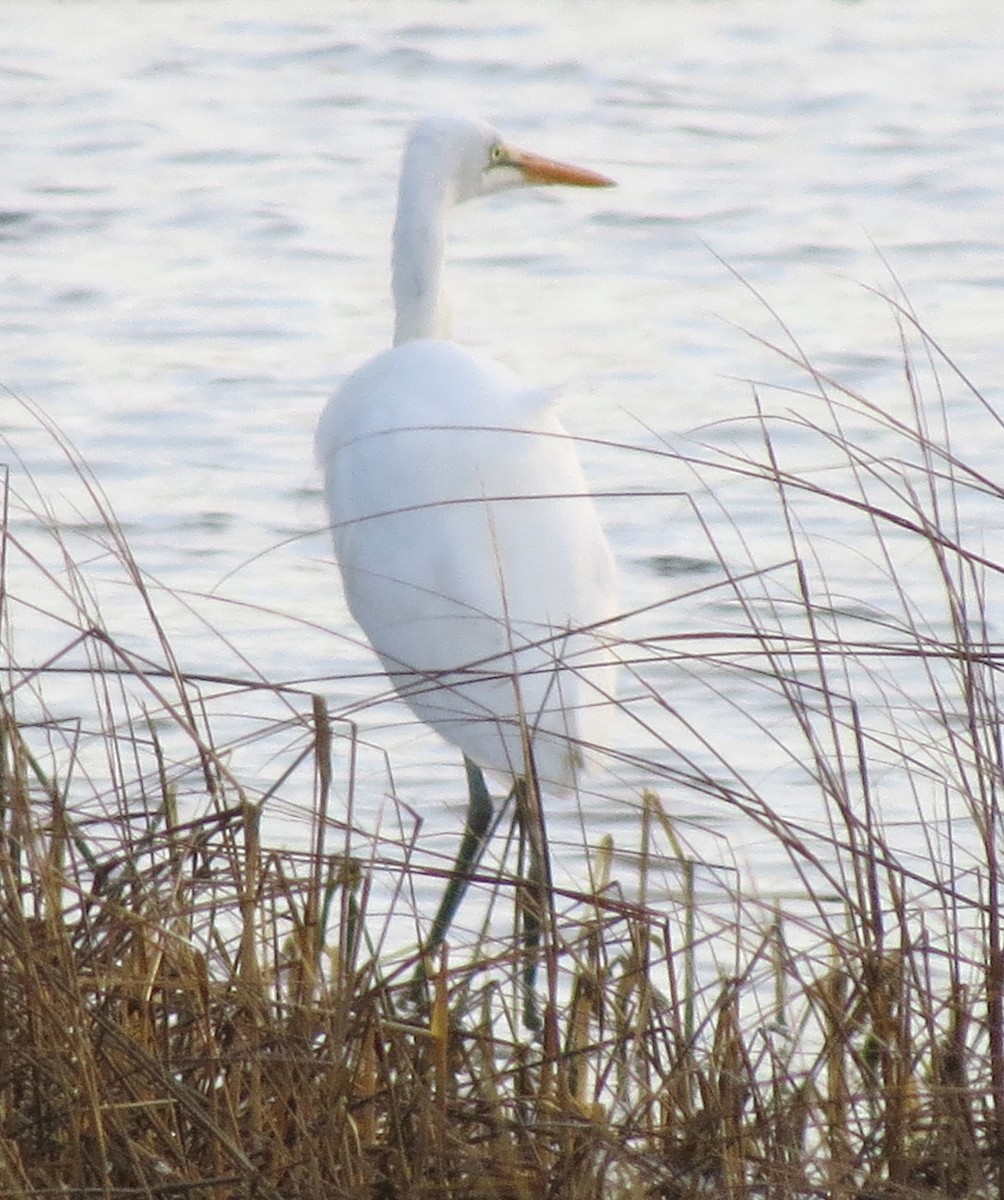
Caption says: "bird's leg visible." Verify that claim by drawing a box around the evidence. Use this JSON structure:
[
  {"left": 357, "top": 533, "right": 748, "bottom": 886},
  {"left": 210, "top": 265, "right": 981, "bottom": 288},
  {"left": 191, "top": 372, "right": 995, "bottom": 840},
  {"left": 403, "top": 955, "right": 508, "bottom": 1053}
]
[
  {"left": 412, "top": 754, "right": 494, "bottom": 996},
  {"left": 514, "top": 777, "right": 550, "bottom": 1033}
]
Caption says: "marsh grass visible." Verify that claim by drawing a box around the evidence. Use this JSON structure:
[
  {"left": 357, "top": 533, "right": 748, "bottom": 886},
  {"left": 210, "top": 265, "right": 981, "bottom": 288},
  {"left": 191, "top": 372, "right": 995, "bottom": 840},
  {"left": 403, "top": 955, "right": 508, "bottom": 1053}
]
[{"left": 2, "top": 296, "right": 1003, "bottom": 1198}]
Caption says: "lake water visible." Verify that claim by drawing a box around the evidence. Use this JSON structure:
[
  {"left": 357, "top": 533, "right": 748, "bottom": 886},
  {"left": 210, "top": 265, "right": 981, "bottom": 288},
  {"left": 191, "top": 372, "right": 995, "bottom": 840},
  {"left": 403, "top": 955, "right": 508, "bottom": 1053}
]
[{"left": 3, "top": 0, "right": 1003, "bottom": 967}]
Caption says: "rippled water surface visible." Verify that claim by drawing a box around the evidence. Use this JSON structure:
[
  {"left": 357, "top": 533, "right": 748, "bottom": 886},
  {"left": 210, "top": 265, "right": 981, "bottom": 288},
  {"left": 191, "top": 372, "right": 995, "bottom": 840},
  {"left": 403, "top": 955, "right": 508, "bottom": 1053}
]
[{"left": 3, "top": 0, "right": 1003, "bottom": 940}]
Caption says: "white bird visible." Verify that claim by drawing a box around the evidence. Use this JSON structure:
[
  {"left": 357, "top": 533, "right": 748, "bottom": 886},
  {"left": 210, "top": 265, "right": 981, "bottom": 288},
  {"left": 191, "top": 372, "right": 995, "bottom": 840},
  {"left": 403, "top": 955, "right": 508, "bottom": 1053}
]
[{"left": 316, "top": 115, "right": 619, "bottom": 1009}]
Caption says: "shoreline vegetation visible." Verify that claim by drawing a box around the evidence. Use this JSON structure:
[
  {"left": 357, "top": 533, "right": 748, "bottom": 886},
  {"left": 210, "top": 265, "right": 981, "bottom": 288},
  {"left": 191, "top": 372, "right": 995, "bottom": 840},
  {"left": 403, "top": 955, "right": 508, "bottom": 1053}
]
[{"left": 2, "top": 297, "right": 1003, "bottom": 1197}]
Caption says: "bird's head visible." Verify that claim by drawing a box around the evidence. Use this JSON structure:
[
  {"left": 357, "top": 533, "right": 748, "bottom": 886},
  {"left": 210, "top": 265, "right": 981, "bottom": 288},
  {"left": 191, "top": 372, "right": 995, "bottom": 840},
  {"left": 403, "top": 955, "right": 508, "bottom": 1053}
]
[{"left": 403, "top": 114, "right": 615, "bottom": 206}]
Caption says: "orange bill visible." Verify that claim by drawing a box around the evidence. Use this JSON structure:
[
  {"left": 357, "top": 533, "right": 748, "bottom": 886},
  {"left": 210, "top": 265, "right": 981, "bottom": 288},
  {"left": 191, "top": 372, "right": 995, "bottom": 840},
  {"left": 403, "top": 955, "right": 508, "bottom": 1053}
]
[{"left": 507, "top": 146, "right": 615, "bottom": 188}]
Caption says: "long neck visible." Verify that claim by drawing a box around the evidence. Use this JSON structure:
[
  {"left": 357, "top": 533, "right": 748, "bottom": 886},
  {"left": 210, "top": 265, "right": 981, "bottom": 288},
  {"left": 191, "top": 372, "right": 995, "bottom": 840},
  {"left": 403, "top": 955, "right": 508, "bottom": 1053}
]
[{"left": 391, "top": 170, "right": 453, "bottom": 345}]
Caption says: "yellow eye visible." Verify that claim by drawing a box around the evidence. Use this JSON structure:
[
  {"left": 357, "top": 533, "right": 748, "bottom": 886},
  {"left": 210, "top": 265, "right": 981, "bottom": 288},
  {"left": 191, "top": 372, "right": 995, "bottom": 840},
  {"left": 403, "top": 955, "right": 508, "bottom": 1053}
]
[{"left": 489, "top": 142, "right": 507, "bottom": 166}]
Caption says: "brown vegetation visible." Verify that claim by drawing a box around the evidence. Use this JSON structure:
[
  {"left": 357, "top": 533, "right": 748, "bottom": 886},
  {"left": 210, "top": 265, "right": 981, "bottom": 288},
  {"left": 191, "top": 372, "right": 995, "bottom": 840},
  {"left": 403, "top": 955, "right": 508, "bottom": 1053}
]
[{"left": 1, "top": 299, "right": 1002, "bottom": 1197}]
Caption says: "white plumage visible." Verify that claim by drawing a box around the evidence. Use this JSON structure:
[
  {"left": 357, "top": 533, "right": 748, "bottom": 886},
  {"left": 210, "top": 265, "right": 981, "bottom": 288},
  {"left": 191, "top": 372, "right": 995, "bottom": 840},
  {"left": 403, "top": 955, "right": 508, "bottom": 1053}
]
[
  {"left": 315, "top": 115, "right": 617, "bottom": 984},
  {"left": 318, "top": 336, "right": 617, "bottom": 788}
]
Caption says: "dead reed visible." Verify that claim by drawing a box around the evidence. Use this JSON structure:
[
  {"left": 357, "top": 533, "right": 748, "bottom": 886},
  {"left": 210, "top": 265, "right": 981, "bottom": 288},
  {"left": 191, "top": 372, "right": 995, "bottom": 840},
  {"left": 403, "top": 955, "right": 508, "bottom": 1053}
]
[{"left": 1, "top": 294, "right": 1003, "bottom": 1198}]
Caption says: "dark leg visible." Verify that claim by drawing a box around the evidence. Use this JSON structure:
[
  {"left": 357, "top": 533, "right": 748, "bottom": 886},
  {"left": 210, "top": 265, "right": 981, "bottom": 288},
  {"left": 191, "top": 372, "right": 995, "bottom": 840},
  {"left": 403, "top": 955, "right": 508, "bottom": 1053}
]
[
  {"left": 515, "top": 778, "right": 548, "bottom": 1033},
  {"left": 412, "top": 754, "right": 494, "bottom": 993}
]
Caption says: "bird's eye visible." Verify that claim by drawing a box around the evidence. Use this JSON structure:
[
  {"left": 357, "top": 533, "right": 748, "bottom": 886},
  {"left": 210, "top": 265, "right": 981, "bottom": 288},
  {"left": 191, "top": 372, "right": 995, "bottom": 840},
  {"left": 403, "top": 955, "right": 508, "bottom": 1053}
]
[{"left": 488, "top": 143, "right": 507, "bottom": 167}]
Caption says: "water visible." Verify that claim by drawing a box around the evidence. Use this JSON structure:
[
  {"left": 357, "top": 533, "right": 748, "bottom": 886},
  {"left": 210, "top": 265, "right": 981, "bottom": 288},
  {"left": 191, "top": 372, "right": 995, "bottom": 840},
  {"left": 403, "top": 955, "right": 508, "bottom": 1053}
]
[{"left": 3, "top": 0, "right": 1003, "bottom": 958}]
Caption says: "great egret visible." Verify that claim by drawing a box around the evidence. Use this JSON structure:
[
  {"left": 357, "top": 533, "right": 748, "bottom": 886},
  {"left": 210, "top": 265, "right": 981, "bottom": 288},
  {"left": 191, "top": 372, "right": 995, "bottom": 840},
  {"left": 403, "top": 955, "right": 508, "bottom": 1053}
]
[{"left": 316, "top": 115, "right": 618, "bottom": 1014}]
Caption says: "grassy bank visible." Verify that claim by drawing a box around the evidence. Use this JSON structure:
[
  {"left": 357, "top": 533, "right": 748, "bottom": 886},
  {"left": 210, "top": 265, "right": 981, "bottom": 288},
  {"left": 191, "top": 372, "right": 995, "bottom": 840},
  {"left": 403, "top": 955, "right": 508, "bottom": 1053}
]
[{"left": 1, "top": 299, "right": 1002, "bottom": 1198}]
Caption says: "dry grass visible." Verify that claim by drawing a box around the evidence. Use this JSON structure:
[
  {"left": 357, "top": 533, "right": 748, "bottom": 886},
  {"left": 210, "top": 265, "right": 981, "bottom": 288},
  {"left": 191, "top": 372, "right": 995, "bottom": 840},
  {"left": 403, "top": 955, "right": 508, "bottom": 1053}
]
[{"left": 1, "top": 294, "right": 1003, "bottom": 1198}]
